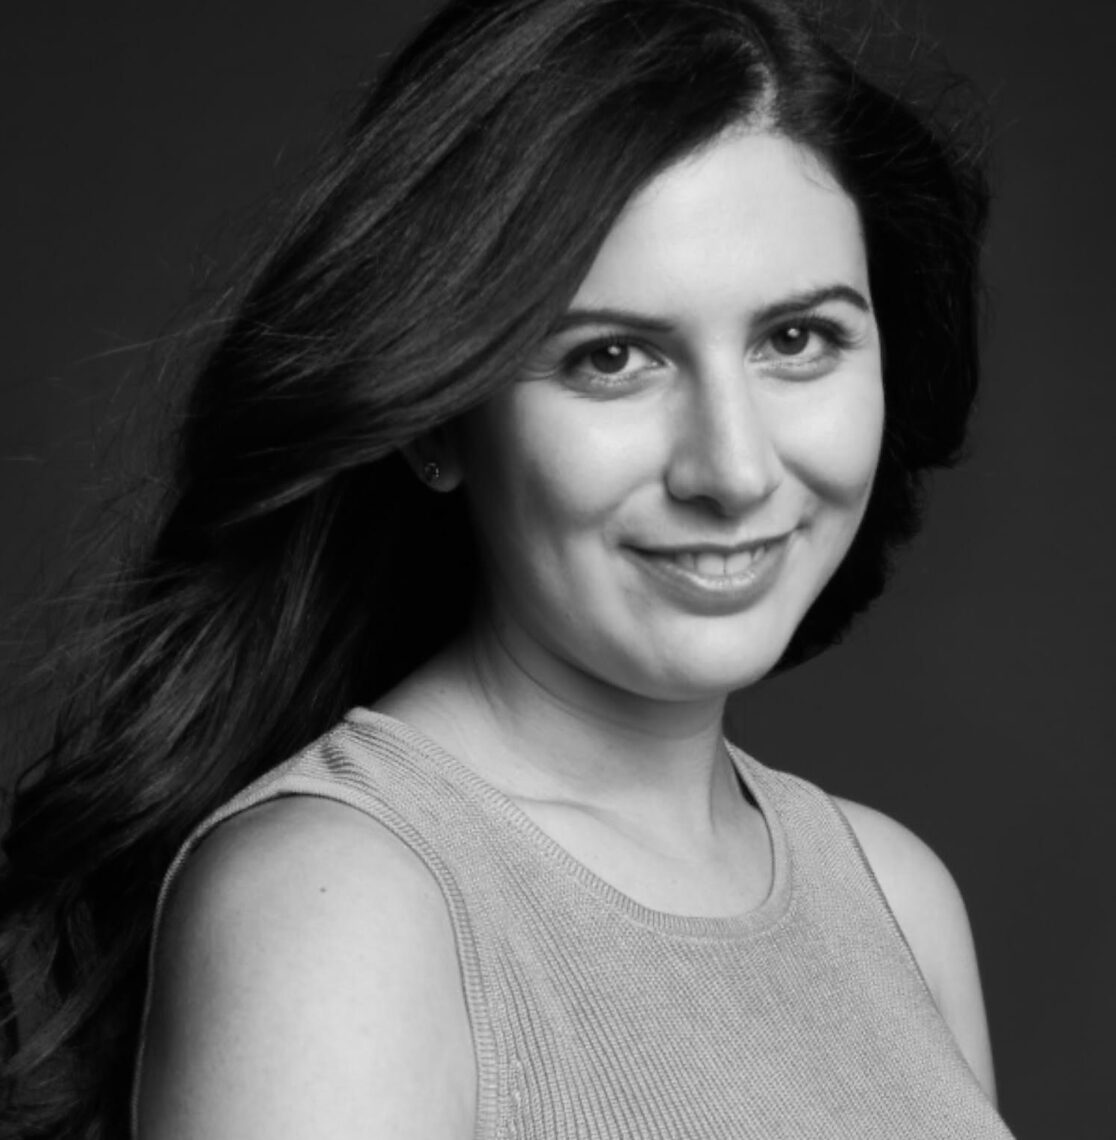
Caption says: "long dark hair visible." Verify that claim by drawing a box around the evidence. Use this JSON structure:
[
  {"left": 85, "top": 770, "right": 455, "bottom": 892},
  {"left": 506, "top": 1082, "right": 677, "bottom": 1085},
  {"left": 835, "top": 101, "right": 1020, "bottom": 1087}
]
[{"left": 0, "top": 0, "right": 987, "bottom": 1133}]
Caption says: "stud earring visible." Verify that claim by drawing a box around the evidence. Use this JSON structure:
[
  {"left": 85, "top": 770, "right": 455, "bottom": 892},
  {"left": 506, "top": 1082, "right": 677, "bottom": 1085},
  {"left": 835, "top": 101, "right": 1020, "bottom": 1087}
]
[{"left": 422, "top": 460, "right": 441, "bottom": 485}]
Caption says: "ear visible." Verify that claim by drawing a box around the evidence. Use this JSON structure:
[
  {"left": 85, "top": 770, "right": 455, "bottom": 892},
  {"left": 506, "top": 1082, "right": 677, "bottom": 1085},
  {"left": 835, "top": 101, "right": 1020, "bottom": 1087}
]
[{"left": 399, "top": 428, "right": 464, "bottom": 493}]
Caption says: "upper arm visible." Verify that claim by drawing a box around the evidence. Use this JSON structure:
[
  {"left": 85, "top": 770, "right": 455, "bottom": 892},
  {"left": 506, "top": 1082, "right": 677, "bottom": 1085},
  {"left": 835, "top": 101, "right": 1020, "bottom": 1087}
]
[
  {"left": 833, "top": 797, "right": 997, "bottom": 1104},
  {"left": 135, "top": 797, "right": 475, "bottom": 1140}
]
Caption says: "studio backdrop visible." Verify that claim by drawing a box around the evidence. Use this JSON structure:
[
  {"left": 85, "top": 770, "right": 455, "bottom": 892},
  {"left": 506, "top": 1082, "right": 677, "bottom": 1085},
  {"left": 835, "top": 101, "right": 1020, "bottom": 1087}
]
[{"left": 2, "top": 3, "right": 1113, "bottom": 1137}]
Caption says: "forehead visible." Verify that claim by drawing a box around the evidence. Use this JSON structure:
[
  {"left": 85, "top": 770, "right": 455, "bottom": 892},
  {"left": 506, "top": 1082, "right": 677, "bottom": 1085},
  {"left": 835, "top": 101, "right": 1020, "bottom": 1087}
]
[{"left": 572, "top": 130, "right": 867, "bottom": 313}]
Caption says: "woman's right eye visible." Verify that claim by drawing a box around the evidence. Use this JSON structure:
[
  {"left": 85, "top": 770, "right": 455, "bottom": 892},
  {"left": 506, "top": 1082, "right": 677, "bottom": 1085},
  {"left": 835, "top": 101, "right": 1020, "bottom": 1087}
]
[{"left": 562, "top": 338, "right": 663, "bottom": 388}]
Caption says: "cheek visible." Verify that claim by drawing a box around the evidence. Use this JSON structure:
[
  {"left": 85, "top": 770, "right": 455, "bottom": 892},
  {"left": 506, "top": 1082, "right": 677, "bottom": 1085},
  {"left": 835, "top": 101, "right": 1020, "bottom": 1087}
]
[
  {"left": 460, "top": 388, "right": 639, "bottom": 559},
  {"left": 777, "top": 370, "right": 884, "bottom": 505}
]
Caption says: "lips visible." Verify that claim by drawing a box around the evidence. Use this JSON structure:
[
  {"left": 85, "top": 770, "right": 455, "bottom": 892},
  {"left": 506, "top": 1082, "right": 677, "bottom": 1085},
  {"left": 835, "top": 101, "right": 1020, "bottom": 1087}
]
[
  {"left": 634, "top": 535, "right": 788, "bottom": 580},
  {"left": 624, "top": 533, "right": 792, "bottom": 615}
]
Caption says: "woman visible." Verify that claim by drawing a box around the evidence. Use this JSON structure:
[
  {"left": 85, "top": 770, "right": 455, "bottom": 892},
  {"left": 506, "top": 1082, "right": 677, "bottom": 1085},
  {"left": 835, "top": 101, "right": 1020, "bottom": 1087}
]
[{"left": 0, "top": 0, "right": 1013, "bottom": 1136}]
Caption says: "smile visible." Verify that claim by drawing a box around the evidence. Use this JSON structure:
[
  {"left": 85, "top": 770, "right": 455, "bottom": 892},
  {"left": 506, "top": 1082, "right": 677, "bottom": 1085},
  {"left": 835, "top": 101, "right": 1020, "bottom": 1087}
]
[
  {"left": 657, "top": 545, "right": 774, "bottom": 578},
  {"left": 626, "top": 534, "right": 793, "bottom": 614}
]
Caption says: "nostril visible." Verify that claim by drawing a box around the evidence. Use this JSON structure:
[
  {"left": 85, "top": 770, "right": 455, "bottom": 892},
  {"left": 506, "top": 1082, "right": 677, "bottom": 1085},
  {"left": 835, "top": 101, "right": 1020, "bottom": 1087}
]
[
  {"left": 662, "top": 377, "right": 785, "bottom": 513},
  {"left": 665, "top": 433, "right": 783, "bottom": 514}
]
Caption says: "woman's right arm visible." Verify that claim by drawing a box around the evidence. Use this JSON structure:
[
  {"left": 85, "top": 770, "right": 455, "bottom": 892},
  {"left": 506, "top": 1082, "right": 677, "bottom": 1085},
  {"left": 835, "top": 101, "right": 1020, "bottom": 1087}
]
[{"left": 135, "top": 797, "right": 477, "bottom": 1139}]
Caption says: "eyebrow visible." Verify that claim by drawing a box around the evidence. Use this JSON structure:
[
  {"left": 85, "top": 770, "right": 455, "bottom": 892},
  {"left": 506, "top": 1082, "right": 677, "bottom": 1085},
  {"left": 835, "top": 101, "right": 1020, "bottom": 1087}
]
[{"left": 549, "top": 284, "right": 871, "bottom": 335}]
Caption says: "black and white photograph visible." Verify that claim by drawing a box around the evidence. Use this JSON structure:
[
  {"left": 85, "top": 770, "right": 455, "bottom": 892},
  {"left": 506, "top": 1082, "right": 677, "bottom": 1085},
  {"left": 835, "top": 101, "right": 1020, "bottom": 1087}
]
[{"left": 2, "top": 2, "right": 1112, "bottom": 1137}]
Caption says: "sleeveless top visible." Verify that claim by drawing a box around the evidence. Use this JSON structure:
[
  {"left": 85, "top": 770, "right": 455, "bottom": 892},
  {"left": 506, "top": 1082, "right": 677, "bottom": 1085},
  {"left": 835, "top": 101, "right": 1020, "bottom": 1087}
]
[{"left": 133, "top": 709, "right": 1015, "bottom": 1139}]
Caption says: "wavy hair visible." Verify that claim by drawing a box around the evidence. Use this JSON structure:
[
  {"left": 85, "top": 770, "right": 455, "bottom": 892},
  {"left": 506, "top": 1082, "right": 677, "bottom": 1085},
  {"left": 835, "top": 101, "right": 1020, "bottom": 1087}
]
[{"left": 0, "top": 0, "right": 987, "bottom": 1133}]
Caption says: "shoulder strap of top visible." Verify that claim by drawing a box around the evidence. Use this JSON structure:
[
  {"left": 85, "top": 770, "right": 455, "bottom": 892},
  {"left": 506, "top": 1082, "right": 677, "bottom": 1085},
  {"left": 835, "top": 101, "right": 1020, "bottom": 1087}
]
[
  {"left": 130, "top": 717, "right": 500, "bottom": 1138},
  {"left": 732, "top": 747, "right": 936, "bottom": 1000}
]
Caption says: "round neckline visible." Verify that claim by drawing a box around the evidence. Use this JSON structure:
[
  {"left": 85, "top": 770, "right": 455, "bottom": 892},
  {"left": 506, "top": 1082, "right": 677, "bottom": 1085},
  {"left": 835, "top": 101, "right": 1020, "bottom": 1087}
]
[{"left": 344, "top": 707, "right": 794, "bottom": 940}]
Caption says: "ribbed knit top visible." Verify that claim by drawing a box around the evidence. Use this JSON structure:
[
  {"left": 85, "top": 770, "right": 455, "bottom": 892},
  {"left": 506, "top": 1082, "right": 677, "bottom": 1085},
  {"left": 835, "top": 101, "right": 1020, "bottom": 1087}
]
[{"left": 135, "top": 709, "right": 1015, "bottom": 1139}]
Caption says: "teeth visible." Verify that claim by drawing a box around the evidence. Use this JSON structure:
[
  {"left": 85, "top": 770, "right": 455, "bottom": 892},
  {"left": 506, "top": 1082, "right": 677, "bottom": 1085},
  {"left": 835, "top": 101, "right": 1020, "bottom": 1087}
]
[
  {"left": 695, "top": 552, "right": 725, "bottom": 577},
  {"left": 671, "top": 544, "right": 768, "bottom": 578},
  {"left": 726, "top": 545, "right": 764, "bottom": 574}
]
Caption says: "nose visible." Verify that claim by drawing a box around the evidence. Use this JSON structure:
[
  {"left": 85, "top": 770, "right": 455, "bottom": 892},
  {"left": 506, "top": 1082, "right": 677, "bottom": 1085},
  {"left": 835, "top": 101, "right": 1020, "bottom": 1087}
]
[{"left": 665, "top": 372, "right": 783, "bottom": 516}]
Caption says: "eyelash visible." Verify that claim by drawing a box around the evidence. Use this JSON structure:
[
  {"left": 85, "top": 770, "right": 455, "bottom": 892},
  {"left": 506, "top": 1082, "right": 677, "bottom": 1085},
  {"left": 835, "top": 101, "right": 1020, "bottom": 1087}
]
[
  {"left": 560, "top": 316, "right": 857, "bottom": 386},
  {"left": 763, "top": 316, "right": 857, "bottom": 364},
  {"left": 562, "top": 336, "right": 661, "bottom": 383}
]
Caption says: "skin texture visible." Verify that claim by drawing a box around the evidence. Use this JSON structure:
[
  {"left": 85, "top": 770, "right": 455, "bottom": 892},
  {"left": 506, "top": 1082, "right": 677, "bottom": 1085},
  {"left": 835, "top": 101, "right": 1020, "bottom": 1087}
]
[
  {"left": 450, "top": 129, "right": 885, "bottom": 703},
  {"left": 136, "top": 130, "right": 996, "bottom": 1137},
  {"left": 137, "top": 799, "right": 478, "bottom": 1140}
]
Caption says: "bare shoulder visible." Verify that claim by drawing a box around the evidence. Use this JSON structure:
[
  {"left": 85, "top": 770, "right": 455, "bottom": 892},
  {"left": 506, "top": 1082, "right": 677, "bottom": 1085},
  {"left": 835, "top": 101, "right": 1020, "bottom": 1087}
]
[
  {"left": 136, "top": 796, "right": 475, "bottom": 1140},
  {"left": 833, "top": 797, "right": 997, "bottom": 1102}
]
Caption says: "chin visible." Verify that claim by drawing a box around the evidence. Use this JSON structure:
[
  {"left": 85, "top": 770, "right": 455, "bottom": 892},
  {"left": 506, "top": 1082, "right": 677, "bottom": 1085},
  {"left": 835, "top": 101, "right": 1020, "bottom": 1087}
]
[
  {"left": 600, "top": 638, "right": 789, "bottom": 704},
  {"left": 660, "top": 659, "right": 780, "bottom": 702},
  {"left": 637, "top": 613, "right": 799, "bottom": 700}
]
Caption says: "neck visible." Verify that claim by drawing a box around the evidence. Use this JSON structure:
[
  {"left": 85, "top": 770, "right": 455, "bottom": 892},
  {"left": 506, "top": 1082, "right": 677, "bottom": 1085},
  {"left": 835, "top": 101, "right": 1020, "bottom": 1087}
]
[{"left": 387, "top": 608, "right": 743, "bottom": 842}]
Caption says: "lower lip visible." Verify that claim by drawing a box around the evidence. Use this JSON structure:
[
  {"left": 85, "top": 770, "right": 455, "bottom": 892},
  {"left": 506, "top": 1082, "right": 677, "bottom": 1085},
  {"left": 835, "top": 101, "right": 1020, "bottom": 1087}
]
[{"left": 625, "top": 535, "right": 792, "bottom": 616}]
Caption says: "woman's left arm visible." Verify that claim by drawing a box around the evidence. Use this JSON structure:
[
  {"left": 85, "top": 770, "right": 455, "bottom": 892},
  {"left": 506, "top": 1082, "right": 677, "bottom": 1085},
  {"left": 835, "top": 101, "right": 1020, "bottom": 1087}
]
[{"left": 833, "top": 797, "right": 998, "bottom": 1104}]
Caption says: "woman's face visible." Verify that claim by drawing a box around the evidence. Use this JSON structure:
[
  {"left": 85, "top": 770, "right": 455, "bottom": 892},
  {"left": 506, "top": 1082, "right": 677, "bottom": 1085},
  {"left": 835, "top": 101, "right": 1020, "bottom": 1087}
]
[{"left": 454, "top": 129, "right": 884, "bottom": 702}]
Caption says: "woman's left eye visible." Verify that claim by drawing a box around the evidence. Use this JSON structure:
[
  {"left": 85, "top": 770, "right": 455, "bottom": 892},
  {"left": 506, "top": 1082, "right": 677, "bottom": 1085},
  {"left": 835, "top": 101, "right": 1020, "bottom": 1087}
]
[
  {"left": 758, "top": 319, "right": 852, "bottom": 371},
  {"left": 769, "top": 325, "right": 814, "bottom": 356}
]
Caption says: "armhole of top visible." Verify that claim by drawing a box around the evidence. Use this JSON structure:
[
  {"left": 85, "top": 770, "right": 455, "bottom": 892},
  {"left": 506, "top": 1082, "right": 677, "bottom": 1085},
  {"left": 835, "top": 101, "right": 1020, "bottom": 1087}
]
[
  {"left": 129, "top": 776, "right": 499, "bottom": 1140},
  {"left": 822, "top": 792, "right": 939, "bottom": 1009}
]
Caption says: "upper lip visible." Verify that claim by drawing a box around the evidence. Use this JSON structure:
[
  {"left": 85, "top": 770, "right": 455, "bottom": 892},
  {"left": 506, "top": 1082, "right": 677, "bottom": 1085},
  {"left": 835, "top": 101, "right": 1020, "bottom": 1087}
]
[{"left": 634, "top": 533, "right": 792, "bottom": 556}]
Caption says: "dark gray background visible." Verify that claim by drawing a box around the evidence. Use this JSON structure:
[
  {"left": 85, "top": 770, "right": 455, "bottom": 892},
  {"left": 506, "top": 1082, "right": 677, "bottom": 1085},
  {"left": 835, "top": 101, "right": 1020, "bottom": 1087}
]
[{"left": 3, "top": 3, "right": 1113, "bottom": 1136}]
